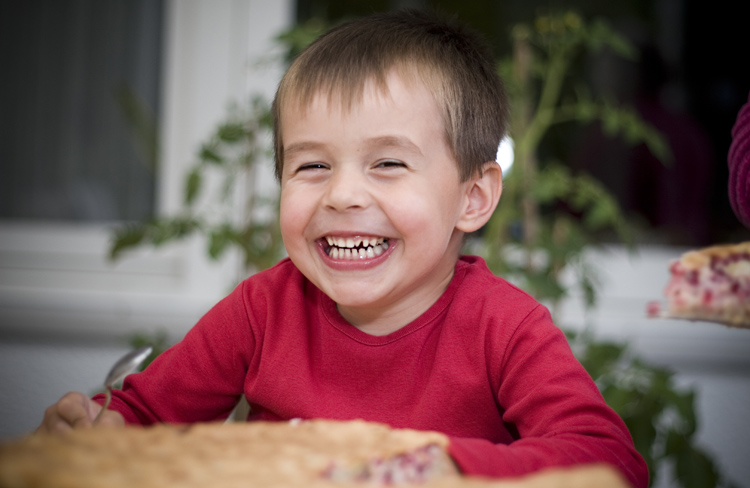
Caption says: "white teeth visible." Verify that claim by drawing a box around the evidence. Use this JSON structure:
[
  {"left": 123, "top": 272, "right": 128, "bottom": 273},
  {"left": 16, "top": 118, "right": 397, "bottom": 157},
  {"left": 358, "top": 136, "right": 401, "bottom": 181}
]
[
  {"left": 325, "top": 237, "right": 385, "bottom": 249},
  {"left": 324, "top": 236, "right": 389, "bottom": 260}
]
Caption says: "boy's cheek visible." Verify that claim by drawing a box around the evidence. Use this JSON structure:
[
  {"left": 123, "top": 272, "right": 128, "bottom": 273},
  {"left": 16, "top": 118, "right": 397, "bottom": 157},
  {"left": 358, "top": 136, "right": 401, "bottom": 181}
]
[{"left": 278, "top": 203, "right": 311, "bottom": 258}]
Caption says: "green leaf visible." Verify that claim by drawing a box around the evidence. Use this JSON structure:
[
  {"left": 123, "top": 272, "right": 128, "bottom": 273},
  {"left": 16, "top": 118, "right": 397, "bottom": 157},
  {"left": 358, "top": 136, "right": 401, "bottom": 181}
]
[
  {"left": 578, "top": 341, "right": 624, "bottom": 380},
  {"left": 217, "top": 122, "right": 247, "bottom": 143},
  {"left": 275, "top": 17, "right": 329, "bottom": 61},
  {"left": 220, "top": 172, "right": 238, "bottom": 202},
  {"left": 600, "top": 384, "right": 636, "bottom": 413},
  {"left": 109, "top": 223, "right": 147, "bottom": 260},
  {"left": 200, "top": 144, "right": 223, "bottom": 164},
  {"left": 584, "top": 194, "right": 619, "bottom": 229},
  {"left": 644, "top": 130, "right": 673, "bottom": 165},
  {"left": 579, "top": 272, "right": 597, "bottom": 309},
  {"left": 665, "top": 429, "right": 689, "bottom": 456},
  {"left": 586, "top": 18, "right": 637, "bottom": 59},
  {"left": 675, "top": 446, "right": 720, "bottom": 488},
  {"left": 524, "top": 269, "right": 567, "bottom": 302},
  {"left": 185, "top": 168, "right": 202, "bottom": 205},
  {"left": 208, "top": 225, "right": 240, "bottom": 260},
  {"left": 533, "top": 164, "right": 572, "bottom": 203},
  {"left": 257, "top": 106, "right": 274, "bottom": 130},
  {"left": 208, "top": 230, "right": 230, "bottom": 260},
  {"left": 574, "top": 98, "right": 597, "bottom": 122},
  {"left": 149, "top": 217, "right": 200, "bottom": 245},
  {"left": 626, "top": 410, "right": 658, "bottom": 456}
]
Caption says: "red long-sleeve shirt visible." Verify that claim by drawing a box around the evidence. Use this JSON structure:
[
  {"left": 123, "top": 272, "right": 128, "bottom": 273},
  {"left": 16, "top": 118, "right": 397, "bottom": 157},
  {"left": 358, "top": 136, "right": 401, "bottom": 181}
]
[{"left": 103, "top": 256, "right": 647, "bottom": 487}]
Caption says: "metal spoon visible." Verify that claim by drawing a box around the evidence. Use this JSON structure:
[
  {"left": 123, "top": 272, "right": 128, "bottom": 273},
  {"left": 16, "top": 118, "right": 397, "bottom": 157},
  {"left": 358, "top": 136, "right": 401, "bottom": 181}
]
[{"left": 93, "top": 345, "right": 153, "bottom": 425}]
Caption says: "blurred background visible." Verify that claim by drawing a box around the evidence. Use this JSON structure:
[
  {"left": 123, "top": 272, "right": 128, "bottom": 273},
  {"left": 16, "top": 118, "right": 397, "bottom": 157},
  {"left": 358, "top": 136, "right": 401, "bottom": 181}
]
[{"left": 0, "top": 0, "right": 748, "bottom": 486}]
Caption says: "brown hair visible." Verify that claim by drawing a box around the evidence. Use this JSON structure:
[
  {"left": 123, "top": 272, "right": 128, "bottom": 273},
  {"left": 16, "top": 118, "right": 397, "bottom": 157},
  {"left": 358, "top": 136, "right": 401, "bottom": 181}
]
[{"left": 272, "top": 9, "right": 508, "bottom": 182}]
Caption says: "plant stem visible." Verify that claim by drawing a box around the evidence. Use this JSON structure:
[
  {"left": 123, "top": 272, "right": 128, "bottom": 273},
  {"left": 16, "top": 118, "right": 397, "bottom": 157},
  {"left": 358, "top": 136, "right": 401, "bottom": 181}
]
[
  {"left": 512, "top": 36, "right": 538, "bottom": 267},
  {"left": 520, "top": 48, "right": 570, "bottom": 158}
]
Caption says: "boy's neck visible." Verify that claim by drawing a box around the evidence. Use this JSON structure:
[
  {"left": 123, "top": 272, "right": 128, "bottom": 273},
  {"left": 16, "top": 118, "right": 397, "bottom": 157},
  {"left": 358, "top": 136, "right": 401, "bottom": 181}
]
[{"left": 336, "top": 265, "right": 457, "bottom": 336}]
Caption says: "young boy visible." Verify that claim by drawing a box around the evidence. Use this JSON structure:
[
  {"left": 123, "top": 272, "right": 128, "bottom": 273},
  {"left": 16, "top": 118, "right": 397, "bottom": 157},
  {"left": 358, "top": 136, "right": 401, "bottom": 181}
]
[{"left": 39, "top": 9, "right": 647, "bottom": 487}]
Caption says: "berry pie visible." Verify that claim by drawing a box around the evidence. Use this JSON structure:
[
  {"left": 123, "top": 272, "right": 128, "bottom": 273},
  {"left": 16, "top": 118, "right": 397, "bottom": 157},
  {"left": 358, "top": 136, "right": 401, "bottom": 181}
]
[{"left": 647, "top": 242, "right": 750, "bottom": 328}]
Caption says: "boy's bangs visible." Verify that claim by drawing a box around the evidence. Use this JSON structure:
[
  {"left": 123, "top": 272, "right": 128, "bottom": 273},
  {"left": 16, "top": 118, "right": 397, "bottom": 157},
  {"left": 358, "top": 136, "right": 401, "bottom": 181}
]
[{"left": 280, "top": 60, "right": 426, "bottom": 116}]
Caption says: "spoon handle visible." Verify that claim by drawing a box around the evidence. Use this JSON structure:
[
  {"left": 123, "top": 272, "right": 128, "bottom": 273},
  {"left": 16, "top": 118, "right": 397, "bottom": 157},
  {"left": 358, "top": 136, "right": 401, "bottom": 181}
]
[{"left": 92, "top": 387, "right": 112, "bottom": 426}]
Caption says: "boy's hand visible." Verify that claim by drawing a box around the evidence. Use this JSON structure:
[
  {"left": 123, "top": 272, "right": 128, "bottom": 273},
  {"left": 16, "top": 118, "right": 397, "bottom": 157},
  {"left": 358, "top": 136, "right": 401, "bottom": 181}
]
[{"left": 37, "top": 392, "right": 124, "bottom": 434}]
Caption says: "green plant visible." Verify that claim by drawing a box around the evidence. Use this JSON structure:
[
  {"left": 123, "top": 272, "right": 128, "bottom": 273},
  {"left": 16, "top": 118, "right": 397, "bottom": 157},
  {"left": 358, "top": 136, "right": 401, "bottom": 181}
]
[
  {"left": 472, "top": 12, "right": 734, "bottom": 486},
  {"left": 473, "top": 11, "right": 670, "bottom": 314},
  {"left": 110, "top": 96, "right": 284, "bottom": 273}
]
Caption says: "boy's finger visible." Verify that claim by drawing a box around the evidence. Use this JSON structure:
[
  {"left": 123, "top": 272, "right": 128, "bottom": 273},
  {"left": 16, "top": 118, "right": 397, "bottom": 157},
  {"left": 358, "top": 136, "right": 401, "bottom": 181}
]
[
  {"left": 37, "top": 392, "right": 88, "bottom": 434},
  {"left": 57, "top": 392, "right": 94, "bottom": 429},
  {"left": 38, "top": 405, "right": 70, "bottom": 434},
  {"left": 58, "top": 393, "right": 94, "bottom": 429}
]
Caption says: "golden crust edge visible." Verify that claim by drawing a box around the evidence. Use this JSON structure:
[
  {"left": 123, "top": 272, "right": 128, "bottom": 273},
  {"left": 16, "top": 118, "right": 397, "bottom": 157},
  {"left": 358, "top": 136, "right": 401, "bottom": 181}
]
[{"left": 678, "top": 241, "right": 750, "bottom": 269}]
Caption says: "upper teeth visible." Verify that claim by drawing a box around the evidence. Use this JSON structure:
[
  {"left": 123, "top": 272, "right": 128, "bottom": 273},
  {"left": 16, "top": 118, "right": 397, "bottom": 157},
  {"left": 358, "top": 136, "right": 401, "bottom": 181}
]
[
  {"left": 325, "top": 236, "right": 389, "bottom": 260},
  {"left": 325, "top": 237, "right": 384, "bottom": 249}
]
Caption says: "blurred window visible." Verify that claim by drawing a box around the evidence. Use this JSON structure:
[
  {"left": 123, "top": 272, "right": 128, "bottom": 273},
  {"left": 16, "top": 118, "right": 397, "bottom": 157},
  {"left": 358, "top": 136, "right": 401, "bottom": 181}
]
[{"left": 0, "top": 0, "right": 163, "bottom": 222}]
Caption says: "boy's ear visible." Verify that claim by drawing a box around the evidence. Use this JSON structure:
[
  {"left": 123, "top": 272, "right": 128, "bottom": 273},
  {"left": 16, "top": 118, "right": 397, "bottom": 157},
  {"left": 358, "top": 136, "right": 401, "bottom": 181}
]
[{"left": 456, "top": 162, "right": 503, "bottom": 233}]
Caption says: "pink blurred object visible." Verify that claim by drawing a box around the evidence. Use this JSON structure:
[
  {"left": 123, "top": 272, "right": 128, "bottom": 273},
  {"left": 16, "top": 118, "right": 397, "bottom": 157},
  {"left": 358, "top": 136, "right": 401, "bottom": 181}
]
[{"left": 728, "top": 91, "right": 750, "bottom": 228}]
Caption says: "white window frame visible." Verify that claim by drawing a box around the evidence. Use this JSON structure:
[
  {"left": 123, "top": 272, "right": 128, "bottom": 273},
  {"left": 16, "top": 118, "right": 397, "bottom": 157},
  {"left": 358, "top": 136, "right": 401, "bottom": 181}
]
[{"left": 0, "top": 0, "right": 292, "bottom": 340}]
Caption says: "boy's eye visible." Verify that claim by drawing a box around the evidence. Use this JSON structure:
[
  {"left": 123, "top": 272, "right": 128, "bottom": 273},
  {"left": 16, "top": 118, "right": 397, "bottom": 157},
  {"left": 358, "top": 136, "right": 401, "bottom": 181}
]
[
  {"left": 297, "top": 162, "right": 328, "bottom": 172},
  {"left": 375, "top": 159, "right": 406, "bottom": 169}
]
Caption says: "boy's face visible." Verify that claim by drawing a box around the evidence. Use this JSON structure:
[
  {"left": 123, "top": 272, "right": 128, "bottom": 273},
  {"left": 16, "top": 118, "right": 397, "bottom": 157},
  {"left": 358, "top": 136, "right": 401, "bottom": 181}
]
[{"left": 278, "top": 72, "right": 475, "bottom": 334}]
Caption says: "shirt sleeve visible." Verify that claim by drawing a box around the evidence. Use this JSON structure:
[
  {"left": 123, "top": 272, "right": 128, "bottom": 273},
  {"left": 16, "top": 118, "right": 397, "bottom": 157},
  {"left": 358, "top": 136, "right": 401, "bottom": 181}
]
[
  {"left": 728, "top": 91, "right": 750, "bottom": 228},
  {"left": 447, "top": 305, "right": 649, "bottom": 488},
  {"left": 94, "top": 281, "right": 256, "bottom": 425}
]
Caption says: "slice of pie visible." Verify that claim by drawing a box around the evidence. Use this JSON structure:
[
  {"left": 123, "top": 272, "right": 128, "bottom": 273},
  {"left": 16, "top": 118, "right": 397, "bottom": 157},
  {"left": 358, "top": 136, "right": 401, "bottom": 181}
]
[
  {"left": 0, "top": 419, "right": 631, "bottom": 488},
  {"left": 647, "top": 242, "right": 750, "bottom": 328}
]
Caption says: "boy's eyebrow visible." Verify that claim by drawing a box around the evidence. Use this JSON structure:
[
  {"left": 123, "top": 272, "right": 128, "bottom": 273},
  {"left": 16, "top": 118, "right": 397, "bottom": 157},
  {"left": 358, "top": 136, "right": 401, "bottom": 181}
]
[
  {"left": 284, "top": 141, "right": 325, "bottom": 160},
  {"left": 364, "top": 135, "right": 423, "bottom": 156},
  {"left": 284, "top": 136, "right": 423, "bottom": 160}
]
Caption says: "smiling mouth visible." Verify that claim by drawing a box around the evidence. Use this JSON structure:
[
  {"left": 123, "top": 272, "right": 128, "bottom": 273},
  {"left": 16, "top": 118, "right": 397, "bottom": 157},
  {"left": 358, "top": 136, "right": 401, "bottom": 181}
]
[{"left": 323, "top": 236, "right": 390, "bottom": 260}]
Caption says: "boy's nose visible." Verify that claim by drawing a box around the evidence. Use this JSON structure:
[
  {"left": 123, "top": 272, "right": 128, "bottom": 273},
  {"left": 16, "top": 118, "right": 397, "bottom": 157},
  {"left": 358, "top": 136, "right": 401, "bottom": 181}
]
[{"left": 322, "top": 168, "right": 370, "bottom": 212}]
